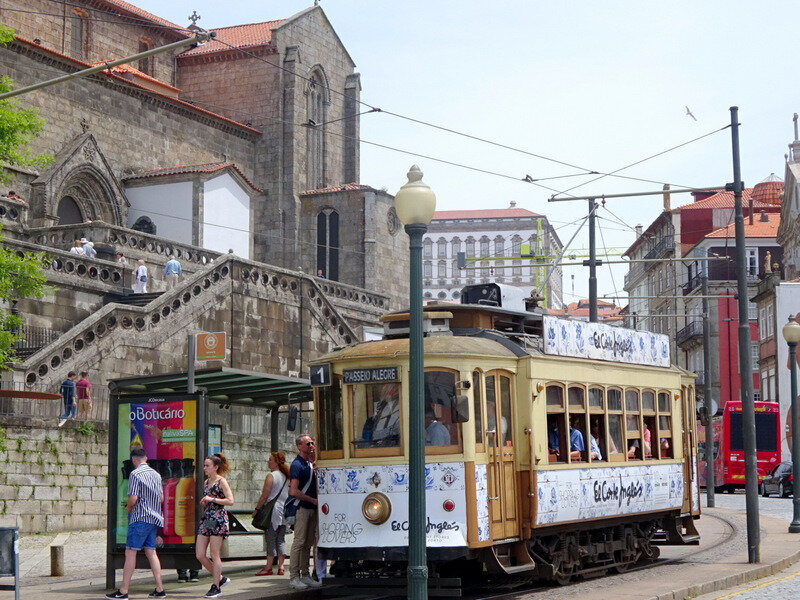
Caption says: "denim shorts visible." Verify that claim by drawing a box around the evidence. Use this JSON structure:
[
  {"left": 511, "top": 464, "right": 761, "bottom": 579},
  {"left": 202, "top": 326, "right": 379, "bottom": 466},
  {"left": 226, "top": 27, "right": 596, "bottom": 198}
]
[{"left": 127, "top": 521, "right": 158, "bottom": 550}]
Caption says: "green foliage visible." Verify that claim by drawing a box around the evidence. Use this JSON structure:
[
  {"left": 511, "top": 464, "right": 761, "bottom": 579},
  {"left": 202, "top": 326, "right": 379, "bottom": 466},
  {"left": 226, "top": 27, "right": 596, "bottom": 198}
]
[
  {"left": 76, "top": 421, "right": 94, "bottom": 436},
  {"left": 0, "top": 426, "right": 6, "bottom": 453},
  {"left": 0, "top": 24, "right": 52, "bottom": 182}
]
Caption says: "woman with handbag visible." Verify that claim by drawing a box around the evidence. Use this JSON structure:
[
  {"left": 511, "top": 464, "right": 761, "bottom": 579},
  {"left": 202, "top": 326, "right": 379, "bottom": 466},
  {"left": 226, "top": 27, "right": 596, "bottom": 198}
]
[{"left": 253, "top": 452, "right": 290, "bottom": 576}]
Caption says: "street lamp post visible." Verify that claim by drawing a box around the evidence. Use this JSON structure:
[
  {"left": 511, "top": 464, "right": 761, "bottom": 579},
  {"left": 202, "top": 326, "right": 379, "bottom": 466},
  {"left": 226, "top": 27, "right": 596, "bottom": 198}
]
[
  {"left": 782, "top": 315, "right": 800, "bottom": 533},
  {"left": 394, "top": 165, "right": 436, "bottom": 600}
]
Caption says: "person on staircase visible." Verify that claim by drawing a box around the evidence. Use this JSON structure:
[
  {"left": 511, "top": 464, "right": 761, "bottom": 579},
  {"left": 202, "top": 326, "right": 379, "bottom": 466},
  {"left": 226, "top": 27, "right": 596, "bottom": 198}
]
[
  {"left": 163, "top": 255, "right": 182, "bottom": 291},
  {"left": 134, "top": 260, "right": 148, "bottom": 294}
]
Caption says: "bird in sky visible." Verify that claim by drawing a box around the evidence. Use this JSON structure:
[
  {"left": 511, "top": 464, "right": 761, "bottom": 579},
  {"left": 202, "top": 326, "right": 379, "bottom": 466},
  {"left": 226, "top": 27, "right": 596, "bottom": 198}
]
[{"left": 685, "top": 106, "right": 697, "bottom": 121}]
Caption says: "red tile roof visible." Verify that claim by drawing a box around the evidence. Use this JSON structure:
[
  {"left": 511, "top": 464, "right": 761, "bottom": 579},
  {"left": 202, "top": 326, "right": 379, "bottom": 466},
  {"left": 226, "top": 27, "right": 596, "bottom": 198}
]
[
  {"left": 705, "top": 214, "right": 781, "bottom": 239},
  {"left": 179, "top": 20, "right": 284, "bottom": 57},
  {"left": 90, "top": 61, "right": 180, "bottom": 93},
  {"left": 97, "top": 0, "right": 187, "bottom": 35},
  {"left": 751, "top": 178, "right": 783, "bottom": 205},
  {"left": 433, "top": 208, "right": 542, "bottom": 220},
  {"left": 15, "top": 37, "right": 260, "bottom": 135},
  {"left": 677, "top": 188, "right": 771, "bottom": 210},
  {"left": 300, "top": 183, "right": 373, "bottom": 196},
  {"left": 124, "top": 163, "right": 262, "bottom": 192}
]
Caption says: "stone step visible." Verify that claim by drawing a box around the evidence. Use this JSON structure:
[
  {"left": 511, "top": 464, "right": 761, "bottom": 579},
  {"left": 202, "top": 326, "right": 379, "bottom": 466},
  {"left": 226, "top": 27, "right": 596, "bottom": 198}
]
[{"left": 103, "top": 291, "right": 163, "bottom": 307}]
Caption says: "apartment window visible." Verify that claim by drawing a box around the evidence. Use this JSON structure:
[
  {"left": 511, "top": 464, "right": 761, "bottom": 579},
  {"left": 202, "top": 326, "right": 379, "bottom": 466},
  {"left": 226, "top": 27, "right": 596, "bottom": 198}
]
[
  {"left": 494, "top": 236, "right": 505, "bottom": 257},
  {"left": 480, "top": 238, "right": 490, "bottom": 258},
  {"left": 437, "top": 238, "right": 447, "bottom": 258},
  {"left": 751, "top": 342, "right": 759, "bottom": 370},
  {"left": 451, "top": 238, "right": 461, "bottom": 256},
  {"left": 512, "top": 236, "right": 522, "bottom": 256},
  {"left": 437, "top": 260, "right": 447, "bottom": 279},
  {"left": 759, "top": 306, "right": 767, "bottom": 339},
  {"left": 748, "top": 303, "right": 757, "bottom": 322},
  {"left": 465, "top": 239, "right": 475, "bottom": 258},
  {"left": 423, "top": 239, "right": 433, "bottom": 259},
  {"left": 512, "top": 260, "right": 522, "bottom": 276},
  {"left": 766, "top": 302, "right": 775, "bottom": 338},
  {"left": 746, "top": 248, "right": 758, "bottom": 277},
  {"left": 423, "top": 261, "right": 432, "bottom": 278}
]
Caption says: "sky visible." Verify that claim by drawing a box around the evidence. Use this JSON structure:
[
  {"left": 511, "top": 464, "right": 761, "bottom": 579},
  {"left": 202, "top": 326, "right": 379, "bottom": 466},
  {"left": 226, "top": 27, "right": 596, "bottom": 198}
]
[{"left": 132, "top": 0, "right": 799, "bottom": 304}]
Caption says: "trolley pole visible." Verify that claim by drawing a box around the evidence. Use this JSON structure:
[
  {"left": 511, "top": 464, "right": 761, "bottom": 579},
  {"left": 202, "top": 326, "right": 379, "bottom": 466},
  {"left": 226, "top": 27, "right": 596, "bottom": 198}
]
[
  {"left": 702, "top": 274, "right": 714, "bottom": 507},
  {"left": 730, "top": 106, "right": 760, "bottom": 563},
  {"left": 586, "top": 199, "right": 599, "bottom": 323}
]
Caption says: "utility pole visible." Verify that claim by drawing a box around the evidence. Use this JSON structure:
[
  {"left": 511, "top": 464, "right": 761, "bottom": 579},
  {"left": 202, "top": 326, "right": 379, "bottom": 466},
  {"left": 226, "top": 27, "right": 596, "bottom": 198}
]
[
  {"left": 730, "top": 106, "right": 760, "bottom": 563},
  {"left": 701, "top": 274, "right": 714, "bottom": 507},
  {"left": 585, "top": 199, "right": 599, "bottom": 322}
]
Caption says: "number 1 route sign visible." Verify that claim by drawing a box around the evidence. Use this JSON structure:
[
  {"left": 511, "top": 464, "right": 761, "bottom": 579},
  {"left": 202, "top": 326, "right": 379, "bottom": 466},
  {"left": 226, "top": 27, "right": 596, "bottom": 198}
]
[
  {"left": 310, "top": 364, "right": 331, "bottom": 387},
  {"left": 196, "top": 332, "right": 226, "bottom": 360}
]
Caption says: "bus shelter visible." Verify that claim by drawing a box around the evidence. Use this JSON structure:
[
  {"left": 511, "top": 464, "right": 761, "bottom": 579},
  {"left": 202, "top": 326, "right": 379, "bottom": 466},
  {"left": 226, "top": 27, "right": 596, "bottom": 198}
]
[{"left": 105, "top": 367, "right": 311, "bottom": 589}]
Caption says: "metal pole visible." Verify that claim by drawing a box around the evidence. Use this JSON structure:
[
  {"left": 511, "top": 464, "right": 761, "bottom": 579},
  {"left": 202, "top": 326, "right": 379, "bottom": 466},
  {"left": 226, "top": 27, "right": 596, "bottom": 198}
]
[
  {"left": 586, "top": 199, "right": 598, "bottom": 323},
  {"left": 702, "top": 274, "right": 715, "bottom": 507},
  {"left": 730, "top": 106, "right": 760, "bottom": 562},
  {"left": 0, "top": 32, "right": 213, "bottom": 100},
  {"left": 406, "top": 223, "right": 428, "bottom": 600},
  {"left": 789, "top": 339, "right": 800, "bottom": 532},
  {"left": 548, "top": 186, "right": 726, "bottom": 202},
  {"left": 187, "top": 333, "right": 196, "bottom": 394}
]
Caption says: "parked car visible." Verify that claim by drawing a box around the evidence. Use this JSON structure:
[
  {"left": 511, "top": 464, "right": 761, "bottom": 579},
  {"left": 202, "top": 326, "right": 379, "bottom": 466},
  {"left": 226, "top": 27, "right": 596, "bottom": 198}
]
[{"left": 760, "top": 461, "right": 793, "bottom": 498}]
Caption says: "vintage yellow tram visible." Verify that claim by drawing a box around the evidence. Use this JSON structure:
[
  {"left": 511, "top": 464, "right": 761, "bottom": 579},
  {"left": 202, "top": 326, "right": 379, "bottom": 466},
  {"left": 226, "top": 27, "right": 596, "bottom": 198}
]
[{"left": 311, "top": 284, "right": 700, "bottom": 585}]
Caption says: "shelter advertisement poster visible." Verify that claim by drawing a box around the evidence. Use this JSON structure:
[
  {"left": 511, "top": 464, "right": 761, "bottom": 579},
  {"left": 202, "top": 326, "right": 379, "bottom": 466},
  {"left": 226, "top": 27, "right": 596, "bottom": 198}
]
[{"left": 113, "top": 397, "right": 198, "bottom": 547}]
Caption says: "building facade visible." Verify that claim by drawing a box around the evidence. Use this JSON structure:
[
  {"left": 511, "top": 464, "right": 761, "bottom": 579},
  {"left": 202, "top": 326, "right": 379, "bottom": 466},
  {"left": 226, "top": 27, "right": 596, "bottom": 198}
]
[
  {"left": 422, "top": 204, "right": 563, "bottom": 308},
  {"left": 0, "top": 1, "right": 409, "bottom": 302}
]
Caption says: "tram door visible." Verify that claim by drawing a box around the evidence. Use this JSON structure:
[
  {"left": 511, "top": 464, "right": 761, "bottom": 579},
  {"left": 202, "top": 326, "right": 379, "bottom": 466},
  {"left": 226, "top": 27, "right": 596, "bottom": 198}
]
[
  {"left": 486, "top": 372, "right": 518, "bottom": 539},
  {"left": 681, "top": 385, "right": 696, "bottom": 511}
]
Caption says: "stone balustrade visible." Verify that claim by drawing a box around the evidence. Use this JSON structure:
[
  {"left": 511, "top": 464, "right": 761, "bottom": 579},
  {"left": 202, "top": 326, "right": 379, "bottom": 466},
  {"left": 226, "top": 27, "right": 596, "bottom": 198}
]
[
  {"left": 313, "top": 275, "right": 389, "bottom": 311},
  {"left": 27, "top": 221, "right": 221, "bottom": 270},
  {"left": 0, "top": 196, "right": 28, "bottom": 233}
]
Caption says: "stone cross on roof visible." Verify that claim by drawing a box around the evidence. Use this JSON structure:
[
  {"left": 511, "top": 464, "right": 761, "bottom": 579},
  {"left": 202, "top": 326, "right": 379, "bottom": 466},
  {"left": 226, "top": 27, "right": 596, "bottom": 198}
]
[{"left": 188, "top": 10, "right": 201, "bottom": 27}]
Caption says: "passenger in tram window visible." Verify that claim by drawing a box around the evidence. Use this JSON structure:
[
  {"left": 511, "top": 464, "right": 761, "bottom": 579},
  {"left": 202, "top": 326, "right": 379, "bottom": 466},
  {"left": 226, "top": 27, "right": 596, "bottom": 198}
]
[
  {"left": 547, "top": 415, "right": 566, "bottom": 461},
  {"left": 660, "top": 438, "right": 671, "bottom": 458},
  {"left": 627, "top": 439, "right": 641, "bottom": 459},
  {"left": 487, "top": 400, "right": 508, "bottom": 440},
  {"left": 568, "top": 416, "right": 586, "bottom": 461},
  {"left": 589, "top": 419, "right": 604, "bottom": 461},
  {"left": 359, "top": 384, "right": 400, "bottom": 447},
  {"left": 425, "top": 407, "right": 451, "bottom": 446},
  {"left": 643, "top": 421, "right": 653, "bottom": 458}
]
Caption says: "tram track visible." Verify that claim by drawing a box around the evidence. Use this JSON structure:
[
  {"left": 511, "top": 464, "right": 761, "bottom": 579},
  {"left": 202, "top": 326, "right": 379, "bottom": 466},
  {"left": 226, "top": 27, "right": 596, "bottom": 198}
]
[{"left": 322, "top": 512, "right": 738, "bottom": 600}]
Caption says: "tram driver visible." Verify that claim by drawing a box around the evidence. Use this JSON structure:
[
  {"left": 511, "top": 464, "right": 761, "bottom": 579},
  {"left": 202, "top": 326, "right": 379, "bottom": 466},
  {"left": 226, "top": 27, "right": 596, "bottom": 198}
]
[
  {"left": 425, "top": 406, "right": 451, "bottom": 446},
  {"left": 360, "top": 385, "right": 400, "bottom": 447}
]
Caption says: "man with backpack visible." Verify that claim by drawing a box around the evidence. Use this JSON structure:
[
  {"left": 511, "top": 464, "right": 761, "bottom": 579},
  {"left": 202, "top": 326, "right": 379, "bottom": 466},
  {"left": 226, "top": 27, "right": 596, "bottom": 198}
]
[
  {"left": 59, "top": 371, "right": 77, "bottom": 424},
  {"left": 288, "top": 433, "right": 321, "bottom": 591}
]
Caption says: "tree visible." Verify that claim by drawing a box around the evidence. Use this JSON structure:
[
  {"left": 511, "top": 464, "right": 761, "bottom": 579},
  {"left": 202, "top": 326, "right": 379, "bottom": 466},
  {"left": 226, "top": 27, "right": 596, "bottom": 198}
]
[
  {"left": 0, "top": 25, "right": 51, "bottom": 364},
  {"left": 0, "top": 24, "right": 52, "bottom": 184}
]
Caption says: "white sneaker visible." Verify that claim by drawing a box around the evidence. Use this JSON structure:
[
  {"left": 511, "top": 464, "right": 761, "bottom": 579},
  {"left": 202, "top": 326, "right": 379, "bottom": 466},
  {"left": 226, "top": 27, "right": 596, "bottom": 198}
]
[
  {"left": 300, "top": 576, "right": 322, "bottom": 588},
  {"left": 289, "top": 578, "right": 309, "bottom": 590}
]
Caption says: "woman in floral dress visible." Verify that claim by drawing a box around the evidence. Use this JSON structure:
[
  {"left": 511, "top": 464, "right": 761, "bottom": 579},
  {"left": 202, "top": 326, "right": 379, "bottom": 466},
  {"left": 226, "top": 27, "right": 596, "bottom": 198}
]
[{"left": 196, "top": 453, "right": 234, "bottom": 598}]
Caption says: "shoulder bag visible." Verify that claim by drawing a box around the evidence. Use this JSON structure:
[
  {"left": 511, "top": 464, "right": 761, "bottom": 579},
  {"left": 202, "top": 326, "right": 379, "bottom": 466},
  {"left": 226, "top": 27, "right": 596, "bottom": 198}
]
[
  {"left": 252, "top": 474, "right": 287, "bottom": 531},
  {"left": 283, "top": 469, "right": 313, "bottom": 526}
]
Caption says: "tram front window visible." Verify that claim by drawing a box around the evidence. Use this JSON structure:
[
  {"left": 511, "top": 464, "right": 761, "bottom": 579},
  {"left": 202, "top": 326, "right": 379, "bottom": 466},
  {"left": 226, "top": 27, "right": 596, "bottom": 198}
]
[
  {"left": 424, "top": 370, "right": 460, "bottom": 449},
  {"left": 354, "top": 383, "right": 401, "bottom": 449}
]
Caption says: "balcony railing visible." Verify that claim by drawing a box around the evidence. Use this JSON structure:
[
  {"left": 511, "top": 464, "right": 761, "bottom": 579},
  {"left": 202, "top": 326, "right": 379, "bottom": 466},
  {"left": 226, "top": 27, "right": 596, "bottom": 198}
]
[
  {"left": 644, "top": 235, "right": 674, "bottom": 261},
  {"left": 684, "top": 273, "right": 703, "bottom": 295},
  {"left": 0, "top": 380, "right": 110, "bottom": 423},
  {"left": 12, "top": 325, "right": 60, "bottom": 359},
  {"left": 677, "top": 320, "right": 703, "bottom": 346}
]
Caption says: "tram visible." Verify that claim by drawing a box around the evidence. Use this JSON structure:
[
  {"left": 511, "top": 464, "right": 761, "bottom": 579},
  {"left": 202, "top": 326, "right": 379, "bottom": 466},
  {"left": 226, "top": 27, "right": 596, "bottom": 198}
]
[{"left": 311, "top": 283, "right": 701, "bottom": 586}]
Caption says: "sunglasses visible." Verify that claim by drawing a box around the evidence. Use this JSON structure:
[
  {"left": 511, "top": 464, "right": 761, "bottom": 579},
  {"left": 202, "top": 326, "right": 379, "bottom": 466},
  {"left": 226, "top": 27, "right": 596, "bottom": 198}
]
[{"left": 304, "top": 441, "right": 316, "bottom": 446}]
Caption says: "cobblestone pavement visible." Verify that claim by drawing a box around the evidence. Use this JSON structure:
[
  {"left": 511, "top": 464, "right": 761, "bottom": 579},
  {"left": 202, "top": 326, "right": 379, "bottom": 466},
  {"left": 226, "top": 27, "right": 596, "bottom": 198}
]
[{"left": 702, "top": 488, "right": 795, "bottom": 522}]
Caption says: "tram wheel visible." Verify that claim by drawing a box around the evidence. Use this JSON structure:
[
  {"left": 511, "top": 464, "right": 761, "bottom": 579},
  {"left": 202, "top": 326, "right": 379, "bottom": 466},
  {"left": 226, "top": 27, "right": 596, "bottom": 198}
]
[{"left": 610, "top": 562, "right": 629, "bottom": 575}]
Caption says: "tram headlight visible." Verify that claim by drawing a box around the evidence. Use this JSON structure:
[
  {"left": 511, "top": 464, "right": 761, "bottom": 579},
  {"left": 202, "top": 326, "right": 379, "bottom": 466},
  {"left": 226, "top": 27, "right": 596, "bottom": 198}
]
[{"left": 362, "top": 492, "right": 391, "bottom": 525}]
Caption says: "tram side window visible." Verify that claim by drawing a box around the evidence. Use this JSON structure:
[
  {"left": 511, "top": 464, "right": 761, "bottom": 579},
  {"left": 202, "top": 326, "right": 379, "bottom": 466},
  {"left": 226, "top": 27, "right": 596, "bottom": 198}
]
[
  {"left": 626, "top": 389, "right": 642, "bottom": 460},
  {"left": 424, "top": 370, "right": 459, "bottom": 448},
  {"left": 316, "top": 379, "right": 342, "bottom": 455},
  {"left": 607, "top": 388, "right": 624, "bottom": 460},
  {"left": 499, "top": 375, "right": 513, "bottom": 447},
  {"left": 657, "top": 392, "right": 673, "bottom": 458},
  {"left": 642, "top": 390, "right": 656, "bottom": 459},
  {"left": 473, "top": 371, "right": 484, "bottom": 448},
  {"left": 353, "top": 383, "right": 401, "bottom": 449},
  {"left": 546, "top": 385, "right": 567, "bottom": 463},
  {"left": 588, "top": 387, "right": 605, "bottom": 462}
]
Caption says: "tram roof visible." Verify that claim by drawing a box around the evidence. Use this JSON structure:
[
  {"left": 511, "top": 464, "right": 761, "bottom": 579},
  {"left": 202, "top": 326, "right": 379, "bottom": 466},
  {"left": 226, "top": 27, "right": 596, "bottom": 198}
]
[
  {"left": 108, "top": 367, "right": 311, "bottom": 408},
  {"left": 311, "top": 334, "right": 520, "bottom": 363}
]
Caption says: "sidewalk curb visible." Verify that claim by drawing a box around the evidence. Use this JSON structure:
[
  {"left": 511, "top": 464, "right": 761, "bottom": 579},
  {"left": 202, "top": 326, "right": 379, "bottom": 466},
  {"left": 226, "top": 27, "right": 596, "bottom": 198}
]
[{"left": 650, "top": 547, "right": 800, "bottom": 600}]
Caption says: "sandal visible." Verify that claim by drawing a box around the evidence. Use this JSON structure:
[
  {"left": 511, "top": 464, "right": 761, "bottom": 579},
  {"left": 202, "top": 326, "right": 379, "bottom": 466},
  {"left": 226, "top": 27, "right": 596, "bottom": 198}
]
[
  {"left": 277, "top": 568, "right": 285, "bottom": 575},
  {"left": 255, "top": 568, "right": 273, "bottom": 576}
]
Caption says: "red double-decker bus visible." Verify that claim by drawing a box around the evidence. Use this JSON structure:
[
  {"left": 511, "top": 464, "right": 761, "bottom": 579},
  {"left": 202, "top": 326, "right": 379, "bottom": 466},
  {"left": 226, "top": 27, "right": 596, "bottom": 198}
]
[{"left": 697, "top": 400, "right": 780, "bottom": 493}]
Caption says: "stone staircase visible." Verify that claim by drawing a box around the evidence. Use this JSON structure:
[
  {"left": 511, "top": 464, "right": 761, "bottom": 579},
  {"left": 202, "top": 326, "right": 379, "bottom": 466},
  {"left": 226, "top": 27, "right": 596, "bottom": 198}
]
[{"left": 102, "top": 291, "right": 163, "bottom": 307}]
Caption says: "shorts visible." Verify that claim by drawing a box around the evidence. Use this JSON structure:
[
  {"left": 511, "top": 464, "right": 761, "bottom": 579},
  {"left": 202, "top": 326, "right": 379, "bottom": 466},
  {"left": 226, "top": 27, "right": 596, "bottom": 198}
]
[
  {"left": 78, "top": 398, "right": 92, "bottom": 412},
  {"left": 127, "top": 521, "right": 158, "bottom": 550}
]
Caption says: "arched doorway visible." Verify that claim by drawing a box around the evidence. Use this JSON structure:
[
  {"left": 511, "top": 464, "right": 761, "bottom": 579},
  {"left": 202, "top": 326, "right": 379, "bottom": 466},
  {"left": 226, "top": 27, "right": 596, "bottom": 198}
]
[{"left": 57, "top": 196, "right": 83, "bottom": 225}]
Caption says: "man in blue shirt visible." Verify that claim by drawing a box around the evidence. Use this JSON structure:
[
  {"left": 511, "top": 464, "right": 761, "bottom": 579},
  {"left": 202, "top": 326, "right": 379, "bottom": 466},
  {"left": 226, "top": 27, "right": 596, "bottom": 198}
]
[
  {"left": 288, "top": 434, "right": 321, "bottom": 591},
  {"left": 80, "top": 238, "right": 96, "bottom": 258},
  {"left": 549, "top": 418, "right": 587, "bottom": 460},
  {"left": 163, "top": 255, "right": 182, "bottom": 290},
  {"left": 59, "top": 371, "right": 77, "bottom": 421}
]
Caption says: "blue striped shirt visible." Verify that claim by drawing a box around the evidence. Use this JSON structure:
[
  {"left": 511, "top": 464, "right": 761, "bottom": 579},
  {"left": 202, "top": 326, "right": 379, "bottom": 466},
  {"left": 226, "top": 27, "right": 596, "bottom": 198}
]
[{"left": 128, "top": 463, "right": 164, "bottom": 527}]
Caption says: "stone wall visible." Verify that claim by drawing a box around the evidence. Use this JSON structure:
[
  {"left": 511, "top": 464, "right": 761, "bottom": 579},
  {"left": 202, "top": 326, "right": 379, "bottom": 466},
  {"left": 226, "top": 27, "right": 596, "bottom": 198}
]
[
  {"left": 0, "top": 418, "right": 110, "bottom": 533},
  {"left": 0, "top": 0, "right": 184, "bottom": 84}
]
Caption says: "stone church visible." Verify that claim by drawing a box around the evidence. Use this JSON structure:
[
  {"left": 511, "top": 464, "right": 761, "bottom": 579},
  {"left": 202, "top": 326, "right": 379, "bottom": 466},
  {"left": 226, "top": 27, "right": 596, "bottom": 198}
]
[{"left": 0, "top": 2, "right": 411, "bottom": 532}]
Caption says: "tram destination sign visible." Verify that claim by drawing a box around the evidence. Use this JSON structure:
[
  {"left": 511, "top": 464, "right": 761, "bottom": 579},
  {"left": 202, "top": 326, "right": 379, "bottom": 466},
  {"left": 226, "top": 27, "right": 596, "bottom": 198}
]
[
  {"left": 342, "top": 367, "right": 399, "bottom": 384},
  {"left": 543, "top": 316, "right": 670, "bottom": 367}
]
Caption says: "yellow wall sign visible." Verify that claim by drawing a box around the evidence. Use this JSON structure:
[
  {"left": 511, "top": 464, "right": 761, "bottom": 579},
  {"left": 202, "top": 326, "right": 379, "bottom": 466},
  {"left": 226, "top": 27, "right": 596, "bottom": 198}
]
[{"left": 196, "top": 332, "right": 226, "bottom": 360}]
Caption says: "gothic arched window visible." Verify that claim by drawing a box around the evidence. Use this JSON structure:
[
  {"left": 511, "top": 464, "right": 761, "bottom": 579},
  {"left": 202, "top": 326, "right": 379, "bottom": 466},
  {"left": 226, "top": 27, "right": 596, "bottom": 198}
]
[
  {"left": 57, "top": 196, "right": 83, "bottom": 225},
  {"left": 138, "top": 36, "right": 155, "bottom": 76},
  {"left": 316, "top": 208, "right": 339, "bottom": 281},
  {"left": 71, "top": 8, "right": 90, "bottom": 59},
  {"left": 307, "top": 71, "right": 326, "bottom": 190}
]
